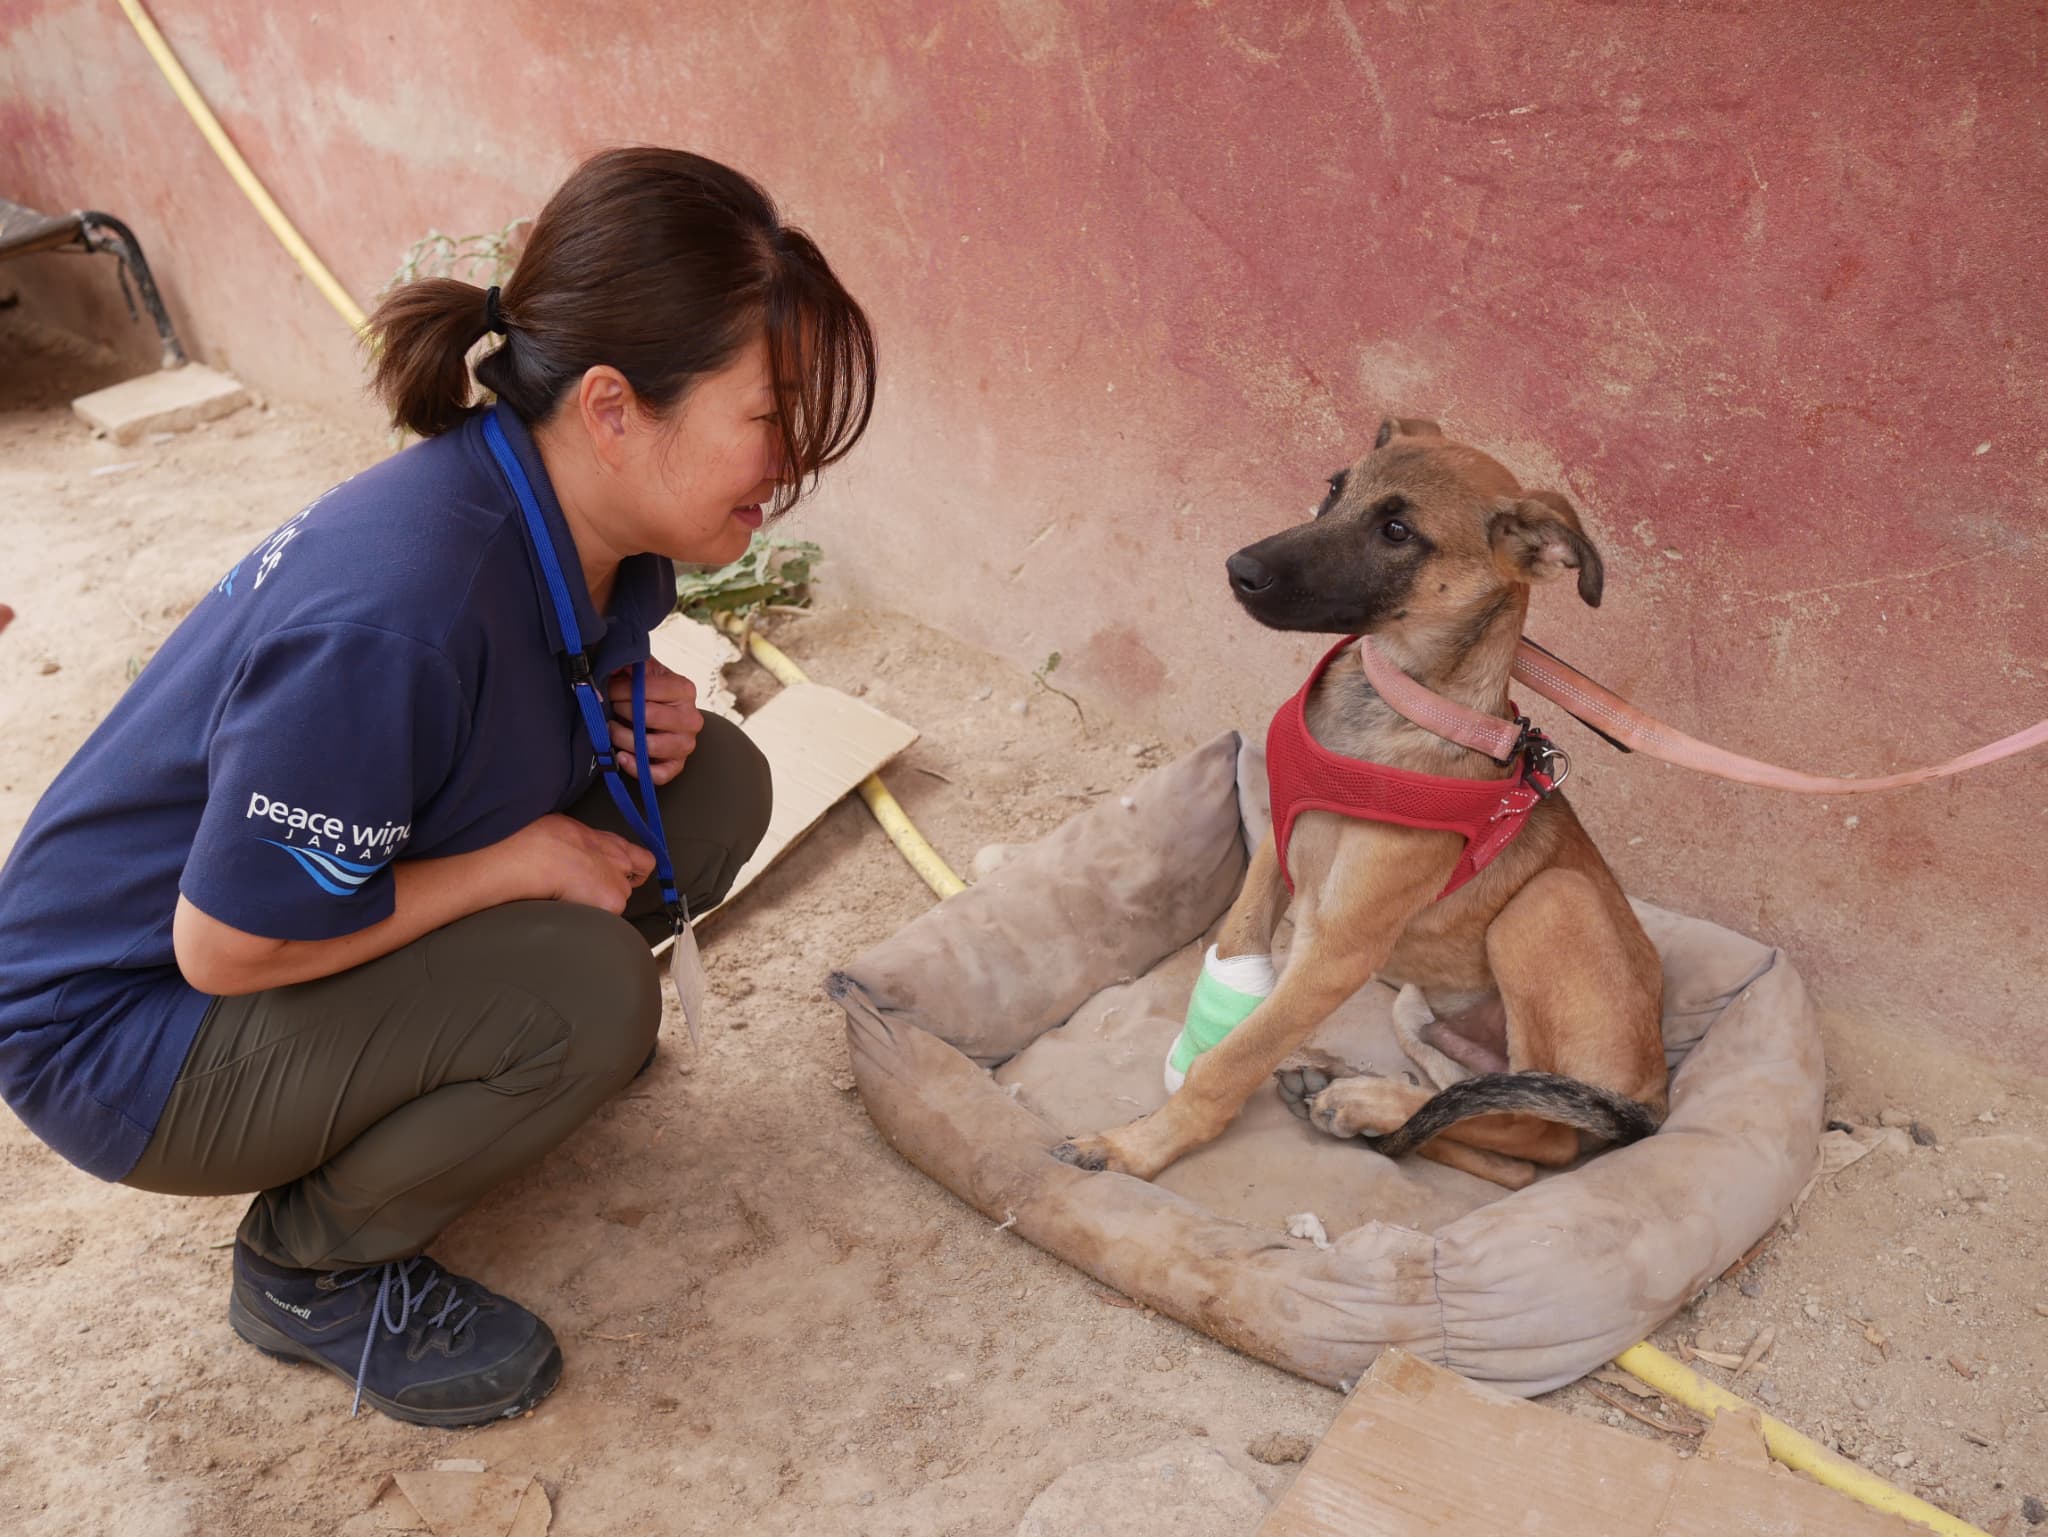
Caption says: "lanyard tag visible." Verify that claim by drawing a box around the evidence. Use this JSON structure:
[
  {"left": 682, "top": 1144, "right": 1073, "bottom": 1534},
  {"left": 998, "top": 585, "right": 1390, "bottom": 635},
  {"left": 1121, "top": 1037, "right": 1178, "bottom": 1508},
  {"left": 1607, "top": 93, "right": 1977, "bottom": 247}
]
[{"left": 668, "top": 907, "right": 707, "bottom": 1051}]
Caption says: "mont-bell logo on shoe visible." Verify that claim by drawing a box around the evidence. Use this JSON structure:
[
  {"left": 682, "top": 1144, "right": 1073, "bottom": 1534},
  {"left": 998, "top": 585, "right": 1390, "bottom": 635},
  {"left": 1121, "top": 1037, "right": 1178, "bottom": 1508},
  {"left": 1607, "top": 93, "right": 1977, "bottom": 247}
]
[{"left": 264, "top": 1289, "right": 313, "bottom": 1321}]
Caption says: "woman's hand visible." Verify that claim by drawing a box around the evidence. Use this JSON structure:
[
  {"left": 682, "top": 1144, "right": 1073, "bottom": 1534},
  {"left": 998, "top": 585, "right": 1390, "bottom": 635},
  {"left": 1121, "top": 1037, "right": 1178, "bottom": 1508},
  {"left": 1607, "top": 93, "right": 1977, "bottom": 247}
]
[
  {"left": 174, "top": 813, "right": 657, "bottom": 996},
  {"left": 607, "top": 658, "right": 703, "bottom": 784},
  {"left": 502, "top": 814, "right": 655, "bottom": 913},
  {"left": 179, "top": 819, "right": 655, "bottom": 1000}
]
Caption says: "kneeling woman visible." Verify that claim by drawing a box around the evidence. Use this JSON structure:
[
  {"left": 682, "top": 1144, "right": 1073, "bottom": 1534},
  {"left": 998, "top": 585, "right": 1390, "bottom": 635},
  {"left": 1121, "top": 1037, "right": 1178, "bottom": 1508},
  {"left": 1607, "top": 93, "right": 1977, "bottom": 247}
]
[{"left": 0, "top": 148, "right": 874, "bottom": 1425}]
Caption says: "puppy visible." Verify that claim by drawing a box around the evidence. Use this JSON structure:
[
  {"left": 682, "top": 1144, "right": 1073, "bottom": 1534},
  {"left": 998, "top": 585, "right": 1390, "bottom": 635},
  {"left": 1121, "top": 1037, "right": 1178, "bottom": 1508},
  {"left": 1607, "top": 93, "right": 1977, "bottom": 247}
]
[{"left": 1055, "top": 417, "right": 1665, "bottom": 1188}]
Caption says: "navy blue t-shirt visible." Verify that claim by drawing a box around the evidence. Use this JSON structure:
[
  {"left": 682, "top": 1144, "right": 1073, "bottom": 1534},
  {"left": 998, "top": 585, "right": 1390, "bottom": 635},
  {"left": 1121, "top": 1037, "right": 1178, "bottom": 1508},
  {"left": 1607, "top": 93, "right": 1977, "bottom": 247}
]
[{"left": 0, "top": 409, "right": 674, "bottom": 1180}]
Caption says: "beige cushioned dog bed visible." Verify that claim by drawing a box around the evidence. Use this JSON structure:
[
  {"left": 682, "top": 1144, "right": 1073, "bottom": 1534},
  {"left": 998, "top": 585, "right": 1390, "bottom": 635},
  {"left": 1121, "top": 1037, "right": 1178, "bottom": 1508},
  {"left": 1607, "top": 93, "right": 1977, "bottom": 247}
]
[{"left": 828, "top": 733, "right": 1824, "bottom": 1395}]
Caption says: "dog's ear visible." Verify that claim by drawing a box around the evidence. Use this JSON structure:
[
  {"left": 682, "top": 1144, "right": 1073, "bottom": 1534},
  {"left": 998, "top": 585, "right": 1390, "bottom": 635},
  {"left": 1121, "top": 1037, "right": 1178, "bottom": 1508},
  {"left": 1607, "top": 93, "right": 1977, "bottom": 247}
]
[
  {"left": 1373, "top": 416, "right": 1444, "bottom": 450},
  {"left": 1488, "top": 495, "right": 1605, "bottom": 607}
]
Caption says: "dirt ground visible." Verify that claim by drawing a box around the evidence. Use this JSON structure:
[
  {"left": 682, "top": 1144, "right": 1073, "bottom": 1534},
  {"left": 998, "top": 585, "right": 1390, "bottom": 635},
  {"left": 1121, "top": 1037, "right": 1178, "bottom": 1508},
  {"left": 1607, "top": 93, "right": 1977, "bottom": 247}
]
[{"left": 1, "top": 310, "right": 2043, "bottom": 1536}]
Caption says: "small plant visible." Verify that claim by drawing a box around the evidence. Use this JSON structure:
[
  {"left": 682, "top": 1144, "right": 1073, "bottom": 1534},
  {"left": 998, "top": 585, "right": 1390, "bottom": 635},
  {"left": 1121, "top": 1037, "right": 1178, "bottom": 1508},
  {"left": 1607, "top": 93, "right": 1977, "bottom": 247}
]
[
  {"left": 383, "top": 219, "right": 531, "bottom": 293},
  {"left": 673, "top": 534, "right": 824, "bottom": 629},
  {"left": 1033, "top": 650, "right": 1085, "bottom": 725}
]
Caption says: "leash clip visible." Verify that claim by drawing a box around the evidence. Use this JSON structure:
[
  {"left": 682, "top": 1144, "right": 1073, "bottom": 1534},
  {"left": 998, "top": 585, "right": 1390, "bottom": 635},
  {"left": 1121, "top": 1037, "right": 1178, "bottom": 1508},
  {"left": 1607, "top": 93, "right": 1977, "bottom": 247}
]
[
  {"left": 1497, "top": 716, "right": 1570, "bottom": 800},
  {"left": 1497, "top": 714, "right": 1537, "bottom": 769},
  {"left": 1521, "top": 727, "right": 1570, "bottom": 798}
]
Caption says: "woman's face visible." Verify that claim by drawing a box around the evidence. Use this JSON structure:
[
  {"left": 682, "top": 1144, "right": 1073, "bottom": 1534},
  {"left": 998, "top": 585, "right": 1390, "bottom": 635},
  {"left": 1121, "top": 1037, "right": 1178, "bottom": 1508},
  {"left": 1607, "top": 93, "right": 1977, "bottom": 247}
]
[{"left": 625, "top": 332, "right": 787, "bottom": 567}]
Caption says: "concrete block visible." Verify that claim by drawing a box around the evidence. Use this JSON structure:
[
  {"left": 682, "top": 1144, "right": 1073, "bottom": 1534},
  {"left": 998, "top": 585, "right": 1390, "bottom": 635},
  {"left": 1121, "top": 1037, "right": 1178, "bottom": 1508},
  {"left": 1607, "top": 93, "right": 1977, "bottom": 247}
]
[{"left": 72, "top": 364, "right": 250, "bottom": 445}]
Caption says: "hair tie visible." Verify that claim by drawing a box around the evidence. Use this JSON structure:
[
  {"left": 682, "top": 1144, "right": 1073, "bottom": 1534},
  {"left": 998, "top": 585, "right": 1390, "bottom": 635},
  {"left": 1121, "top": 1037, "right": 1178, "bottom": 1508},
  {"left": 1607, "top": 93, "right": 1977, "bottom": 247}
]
[{"left": 482, "top": 285, "right": 505, "bottom": 335}]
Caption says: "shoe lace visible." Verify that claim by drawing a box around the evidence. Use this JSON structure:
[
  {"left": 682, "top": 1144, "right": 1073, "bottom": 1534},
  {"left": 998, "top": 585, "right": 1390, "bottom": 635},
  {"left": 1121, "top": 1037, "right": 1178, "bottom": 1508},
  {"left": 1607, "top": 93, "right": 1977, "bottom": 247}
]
[{"left": 337, "top": 1257, "right": 483, "bottom": 1417}]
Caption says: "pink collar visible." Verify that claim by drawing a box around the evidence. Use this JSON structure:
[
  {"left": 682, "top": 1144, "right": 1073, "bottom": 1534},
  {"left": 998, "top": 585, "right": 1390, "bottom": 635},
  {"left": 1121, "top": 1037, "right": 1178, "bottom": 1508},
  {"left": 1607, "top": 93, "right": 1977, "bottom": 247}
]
[
  {"left": 1355, "top": 636, "right": 1540, "bottom": 766},
  {"left": 1356, "top": 636, "right": 1571, "bottom": 793}
]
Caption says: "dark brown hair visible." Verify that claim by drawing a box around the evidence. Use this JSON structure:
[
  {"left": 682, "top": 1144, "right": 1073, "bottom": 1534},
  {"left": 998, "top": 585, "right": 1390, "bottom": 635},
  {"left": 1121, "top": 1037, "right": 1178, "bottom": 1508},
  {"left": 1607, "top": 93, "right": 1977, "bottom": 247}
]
[{"left": 367, "top": 147, "right": 875, "bottom": 506}]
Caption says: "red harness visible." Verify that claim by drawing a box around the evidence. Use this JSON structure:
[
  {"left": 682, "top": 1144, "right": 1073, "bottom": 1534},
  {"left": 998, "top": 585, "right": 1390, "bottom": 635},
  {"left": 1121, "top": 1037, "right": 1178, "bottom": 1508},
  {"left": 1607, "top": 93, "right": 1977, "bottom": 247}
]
[{"left": 1266, "top": 637, "right": 1560, "bottom": 900}]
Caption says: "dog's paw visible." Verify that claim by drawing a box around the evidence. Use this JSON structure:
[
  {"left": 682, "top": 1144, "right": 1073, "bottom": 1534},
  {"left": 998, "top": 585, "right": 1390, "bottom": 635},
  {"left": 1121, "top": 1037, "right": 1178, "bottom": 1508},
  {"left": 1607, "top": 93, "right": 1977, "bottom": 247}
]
[
  {"left": 1053, "top": 1120, "right": 1182, "bottom": 1180},
  {"left": 1307, "top": 1083, "right": 1366, "bottom": 1138},
  {"left": 1274, "top": 1047, "right": 1364, "bottom": 1121},
  {"left": 1052, "top": 1137, "right": 1113, "bottom": 1172},
  {"left": 1274, "top": 1062, "right": 1334, "bottom": 1122},
  {"left": 1306, "top": 1075, "right": 1422, "bottom": 1140}
]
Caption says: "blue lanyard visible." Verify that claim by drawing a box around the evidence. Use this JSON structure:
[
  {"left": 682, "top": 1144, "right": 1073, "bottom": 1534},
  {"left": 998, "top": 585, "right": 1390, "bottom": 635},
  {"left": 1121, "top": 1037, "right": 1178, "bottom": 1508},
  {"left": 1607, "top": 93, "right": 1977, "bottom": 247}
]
[{"left": 481, "top": 407, "right": 682, "bottom": 925}]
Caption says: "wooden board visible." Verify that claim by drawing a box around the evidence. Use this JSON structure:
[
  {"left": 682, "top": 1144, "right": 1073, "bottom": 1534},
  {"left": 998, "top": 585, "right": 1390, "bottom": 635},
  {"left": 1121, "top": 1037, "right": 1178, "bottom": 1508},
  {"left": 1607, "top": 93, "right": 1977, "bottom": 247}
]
[{"left": 1258, "top": 1350, "right": 1925, "bottom": 1537}]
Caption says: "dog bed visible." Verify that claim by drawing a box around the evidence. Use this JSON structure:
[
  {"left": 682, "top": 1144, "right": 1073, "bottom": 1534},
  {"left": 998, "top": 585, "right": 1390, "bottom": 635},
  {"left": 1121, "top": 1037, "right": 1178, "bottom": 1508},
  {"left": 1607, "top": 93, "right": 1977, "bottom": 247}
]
[{"left": 828, "top": 732, "right": 1824, "bottom": 1395}]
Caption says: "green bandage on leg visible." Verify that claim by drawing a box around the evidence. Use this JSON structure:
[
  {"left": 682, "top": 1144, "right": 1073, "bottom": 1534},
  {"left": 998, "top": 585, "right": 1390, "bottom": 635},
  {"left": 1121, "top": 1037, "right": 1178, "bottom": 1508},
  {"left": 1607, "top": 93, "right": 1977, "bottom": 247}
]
[{"left": 1164, "top": 945, "right": 1276, "bottom": 1091}]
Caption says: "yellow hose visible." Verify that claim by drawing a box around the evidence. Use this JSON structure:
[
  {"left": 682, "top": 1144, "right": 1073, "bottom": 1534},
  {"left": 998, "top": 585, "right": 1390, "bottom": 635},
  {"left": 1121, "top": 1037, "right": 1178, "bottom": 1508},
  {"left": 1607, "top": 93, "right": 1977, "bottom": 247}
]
[
  {"left": 1614, "top": 1344, "right": 1986, "bottom": 1536},
  {"left": 102, "top": 29, "right": 1969, "bottom": 1521},
  {"left": 719, "top": 618, "right": 966, "bottom": 900},
  {"left": 113, "top": 0, "right": 370, "bottom": 334},
  {"left": 853, "top": 776, "right": 967, "bottom": 900}
]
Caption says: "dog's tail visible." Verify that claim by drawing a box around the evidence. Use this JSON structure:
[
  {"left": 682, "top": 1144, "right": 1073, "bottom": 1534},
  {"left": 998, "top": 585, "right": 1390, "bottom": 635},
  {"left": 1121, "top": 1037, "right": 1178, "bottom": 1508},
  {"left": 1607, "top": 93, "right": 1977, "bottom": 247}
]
[{"left": 1362, "top": 1071, "right": 1661, "bottom": 1160}]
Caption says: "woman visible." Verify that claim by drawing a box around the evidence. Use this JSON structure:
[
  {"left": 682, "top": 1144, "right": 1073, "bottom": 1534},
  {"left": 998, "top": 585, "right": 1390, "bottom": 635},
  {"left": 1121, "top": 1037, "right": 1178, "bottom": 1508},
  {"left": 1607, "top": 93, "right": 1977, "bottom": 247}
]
[{"left": 0, "top": 147, "right": 875, "bottom": 1426}]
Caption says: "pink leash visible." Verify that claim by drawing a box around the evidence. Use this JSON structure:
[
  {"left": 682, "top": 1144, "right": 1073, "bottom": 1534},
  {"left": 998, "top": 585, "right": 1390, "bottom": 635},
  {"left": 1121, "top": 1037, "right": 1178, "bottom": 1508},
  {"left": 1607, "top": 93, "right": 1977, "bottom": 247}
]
[{"left": 1357, "top": 636, "right": 2048, "bottom": 794}]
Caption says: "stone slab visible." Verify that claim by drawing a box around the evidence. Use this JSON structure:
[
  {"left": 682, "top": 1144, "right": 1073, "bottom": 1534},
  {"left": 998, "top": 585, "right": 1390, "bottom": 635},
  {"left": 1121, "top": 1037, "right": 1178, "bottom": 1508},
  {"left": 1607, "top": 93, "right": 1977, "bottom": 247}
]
[{"left": 72, "top": 364, "right": 250, "bottom": 444}]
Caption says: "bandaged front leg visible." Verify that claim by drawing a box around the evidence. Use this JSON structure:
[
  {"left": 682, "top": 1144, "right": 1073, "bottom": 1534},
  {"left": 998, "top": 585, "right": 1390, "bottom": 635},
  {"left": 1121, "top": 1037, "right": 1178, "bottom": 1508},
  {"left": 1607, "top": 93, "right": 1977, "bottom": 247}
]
[{"left": 1164, "top": 945, "right": 1278, "bottom": 1093}]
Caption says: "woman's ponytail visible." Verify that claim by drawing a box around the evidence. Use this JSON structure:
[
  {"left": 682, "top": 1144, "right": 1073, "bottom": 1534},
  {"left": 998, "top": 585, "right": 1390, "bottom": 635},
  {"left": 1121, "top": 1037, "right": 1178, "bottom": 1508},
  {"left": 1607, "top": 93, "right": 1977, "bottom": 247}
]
[{"left": 364, "top": 278, "right": 495, "bottom": 438}]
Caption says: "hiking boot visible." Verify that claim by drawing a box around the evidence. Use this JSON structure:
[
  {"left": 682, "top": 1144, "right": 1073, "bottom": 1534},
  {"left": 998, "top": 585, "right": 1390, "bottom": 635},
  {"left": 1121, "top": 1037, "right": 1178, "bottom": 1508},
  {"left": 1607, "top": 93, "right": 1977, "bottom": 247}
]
[{"left": 228, "top": 1242, "right": 562, "bottom": 1427}]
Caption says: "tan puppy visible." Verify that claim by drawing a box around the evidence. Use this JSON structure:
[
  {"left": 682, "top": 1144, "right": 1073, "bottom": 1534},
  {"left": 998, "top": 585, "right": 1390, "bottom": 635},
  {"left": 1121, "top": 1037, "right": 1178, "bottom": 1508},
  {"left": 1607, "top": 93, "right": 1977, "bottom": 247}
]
[{"left": 1055, "top": 417, "right": 1665, "bottom": 1188}]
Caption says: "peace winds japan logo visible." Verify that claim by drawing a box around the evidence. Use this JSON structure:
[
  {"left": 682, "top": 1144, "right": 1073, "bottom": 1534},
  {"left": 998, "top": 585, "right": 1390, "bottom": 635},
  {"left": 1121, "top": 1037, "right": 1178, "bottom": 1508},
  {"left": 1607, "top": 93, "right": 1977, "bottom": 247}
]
[
  {"left": 244, "top": 791, "right": 411, "bottom": 897},
  {"left": 216, "top": 479, "right": 350, "bottom": 596}
]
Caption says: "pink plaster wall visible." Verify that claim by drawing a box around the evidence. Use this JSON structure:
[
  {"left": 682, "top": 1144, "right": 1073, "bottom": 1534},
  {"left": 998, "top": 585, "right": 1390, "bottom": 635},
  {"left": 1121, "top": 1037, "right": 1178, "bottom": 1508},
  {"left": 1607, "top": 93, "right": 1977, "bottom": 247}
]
[{"left": 5, "top": 1, "right": 2044, "bottom": 1070}]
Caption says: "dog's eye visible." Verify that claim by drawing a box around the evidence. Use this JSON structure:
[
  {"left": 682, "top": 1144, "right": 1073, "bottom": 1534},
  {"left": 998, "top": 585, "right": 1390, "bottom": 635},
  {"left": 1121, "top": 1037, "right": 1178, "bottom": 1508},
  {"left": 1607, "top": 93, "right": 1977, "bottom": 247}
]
[
  {"left": 1311, "top": 470, "right": 1347, "bottom": 519},
  {"left": 1382, "top": 519, "right": 1414, "bottom": 544}
]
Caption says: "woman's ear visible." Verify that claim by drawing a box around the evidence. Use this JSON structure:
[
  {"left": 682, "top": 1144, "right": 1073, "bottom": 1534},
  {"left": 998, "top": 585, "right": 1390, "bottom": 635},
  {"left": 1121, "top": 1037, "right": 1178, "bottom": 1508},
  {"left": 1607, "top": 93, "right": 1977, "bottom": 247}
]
[{"left": 574, "top": 365, "right": 638, "bottom": 468}]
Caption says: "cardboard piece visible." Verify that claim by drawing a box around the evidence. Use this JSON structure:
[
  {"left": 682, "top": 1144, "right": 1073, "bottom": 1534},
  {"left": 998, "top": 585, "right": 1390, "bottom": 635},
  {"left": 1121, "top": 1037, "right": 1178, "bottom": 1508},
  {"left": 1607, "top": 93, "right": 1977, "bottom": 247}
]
[
  {"left": 639, "top": 624, "right": 920, "bottom": 952},
  {"left": 353, "top": 1479, "right": 429, "bottom": 1533},
  {"left": 714, "top": 681, "right": 919, "bottom": 913},
  {"left": 646, "top": 614, "right": 743, "bottom": 723},
  {"left": 505, "top": 1485, "right": 552, "bottom": 1537},
  {"left": 389, "top": 1471, "right": 551, "bottom": 1537},
  {"left": 1698, "top": 1404, "right": 1775, "bottom": 1471},
  {"left": 1258, "top": 1350, "right": 1923, "bottom": 1537}
]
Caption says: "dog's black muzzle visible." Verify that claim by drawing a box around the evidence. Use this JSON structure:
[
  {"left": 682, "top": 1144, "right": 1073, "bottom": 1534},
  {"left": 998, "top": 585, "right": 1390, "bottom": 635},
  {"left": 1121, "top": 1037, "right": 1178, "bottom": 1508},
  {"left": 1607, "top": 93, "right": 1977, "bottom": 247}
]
[{"left": 1225, "top": 523, "right": 1403, "bottom": 635}]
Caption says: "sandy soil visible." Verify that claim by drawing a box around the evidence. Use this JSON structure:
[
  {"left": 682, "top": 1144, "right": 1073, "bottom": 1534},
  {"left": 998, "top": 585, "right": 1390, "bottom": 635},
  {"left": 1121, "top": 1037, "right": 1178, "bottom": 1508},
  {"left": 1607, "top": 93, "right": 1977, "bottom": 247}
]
[{"left": 1, "top": 311, "right": 2042, "bottom": 1535}]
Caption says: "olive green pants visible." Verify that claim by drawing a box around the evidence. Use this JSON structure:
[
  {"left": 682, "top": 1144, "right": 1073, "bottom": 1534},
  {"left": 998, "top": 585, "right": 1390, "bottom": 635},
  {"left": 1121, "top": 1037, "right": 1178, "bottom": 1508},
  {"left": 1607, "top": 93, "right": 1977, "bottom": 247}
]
[{"left": 125, "top": 716, "right": 770, "bottom": 1270}]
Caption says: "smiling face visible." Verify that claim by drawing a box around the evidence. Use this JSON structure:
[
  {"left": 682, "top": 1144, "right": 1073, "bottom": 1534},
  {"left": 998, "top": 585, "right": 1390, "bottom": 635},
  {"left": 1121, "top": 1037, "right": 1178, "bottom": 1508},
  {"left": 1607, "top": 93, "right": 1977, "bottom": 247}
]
[
  {"left": 1225, "top": 418, "right": 1605, "bottom": 639},
  {"left": 541, "top": 329, "right": 794, "bottom": 587},
  {"left": 636, "top": 331, "right": 789, "bottom": 567}
]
